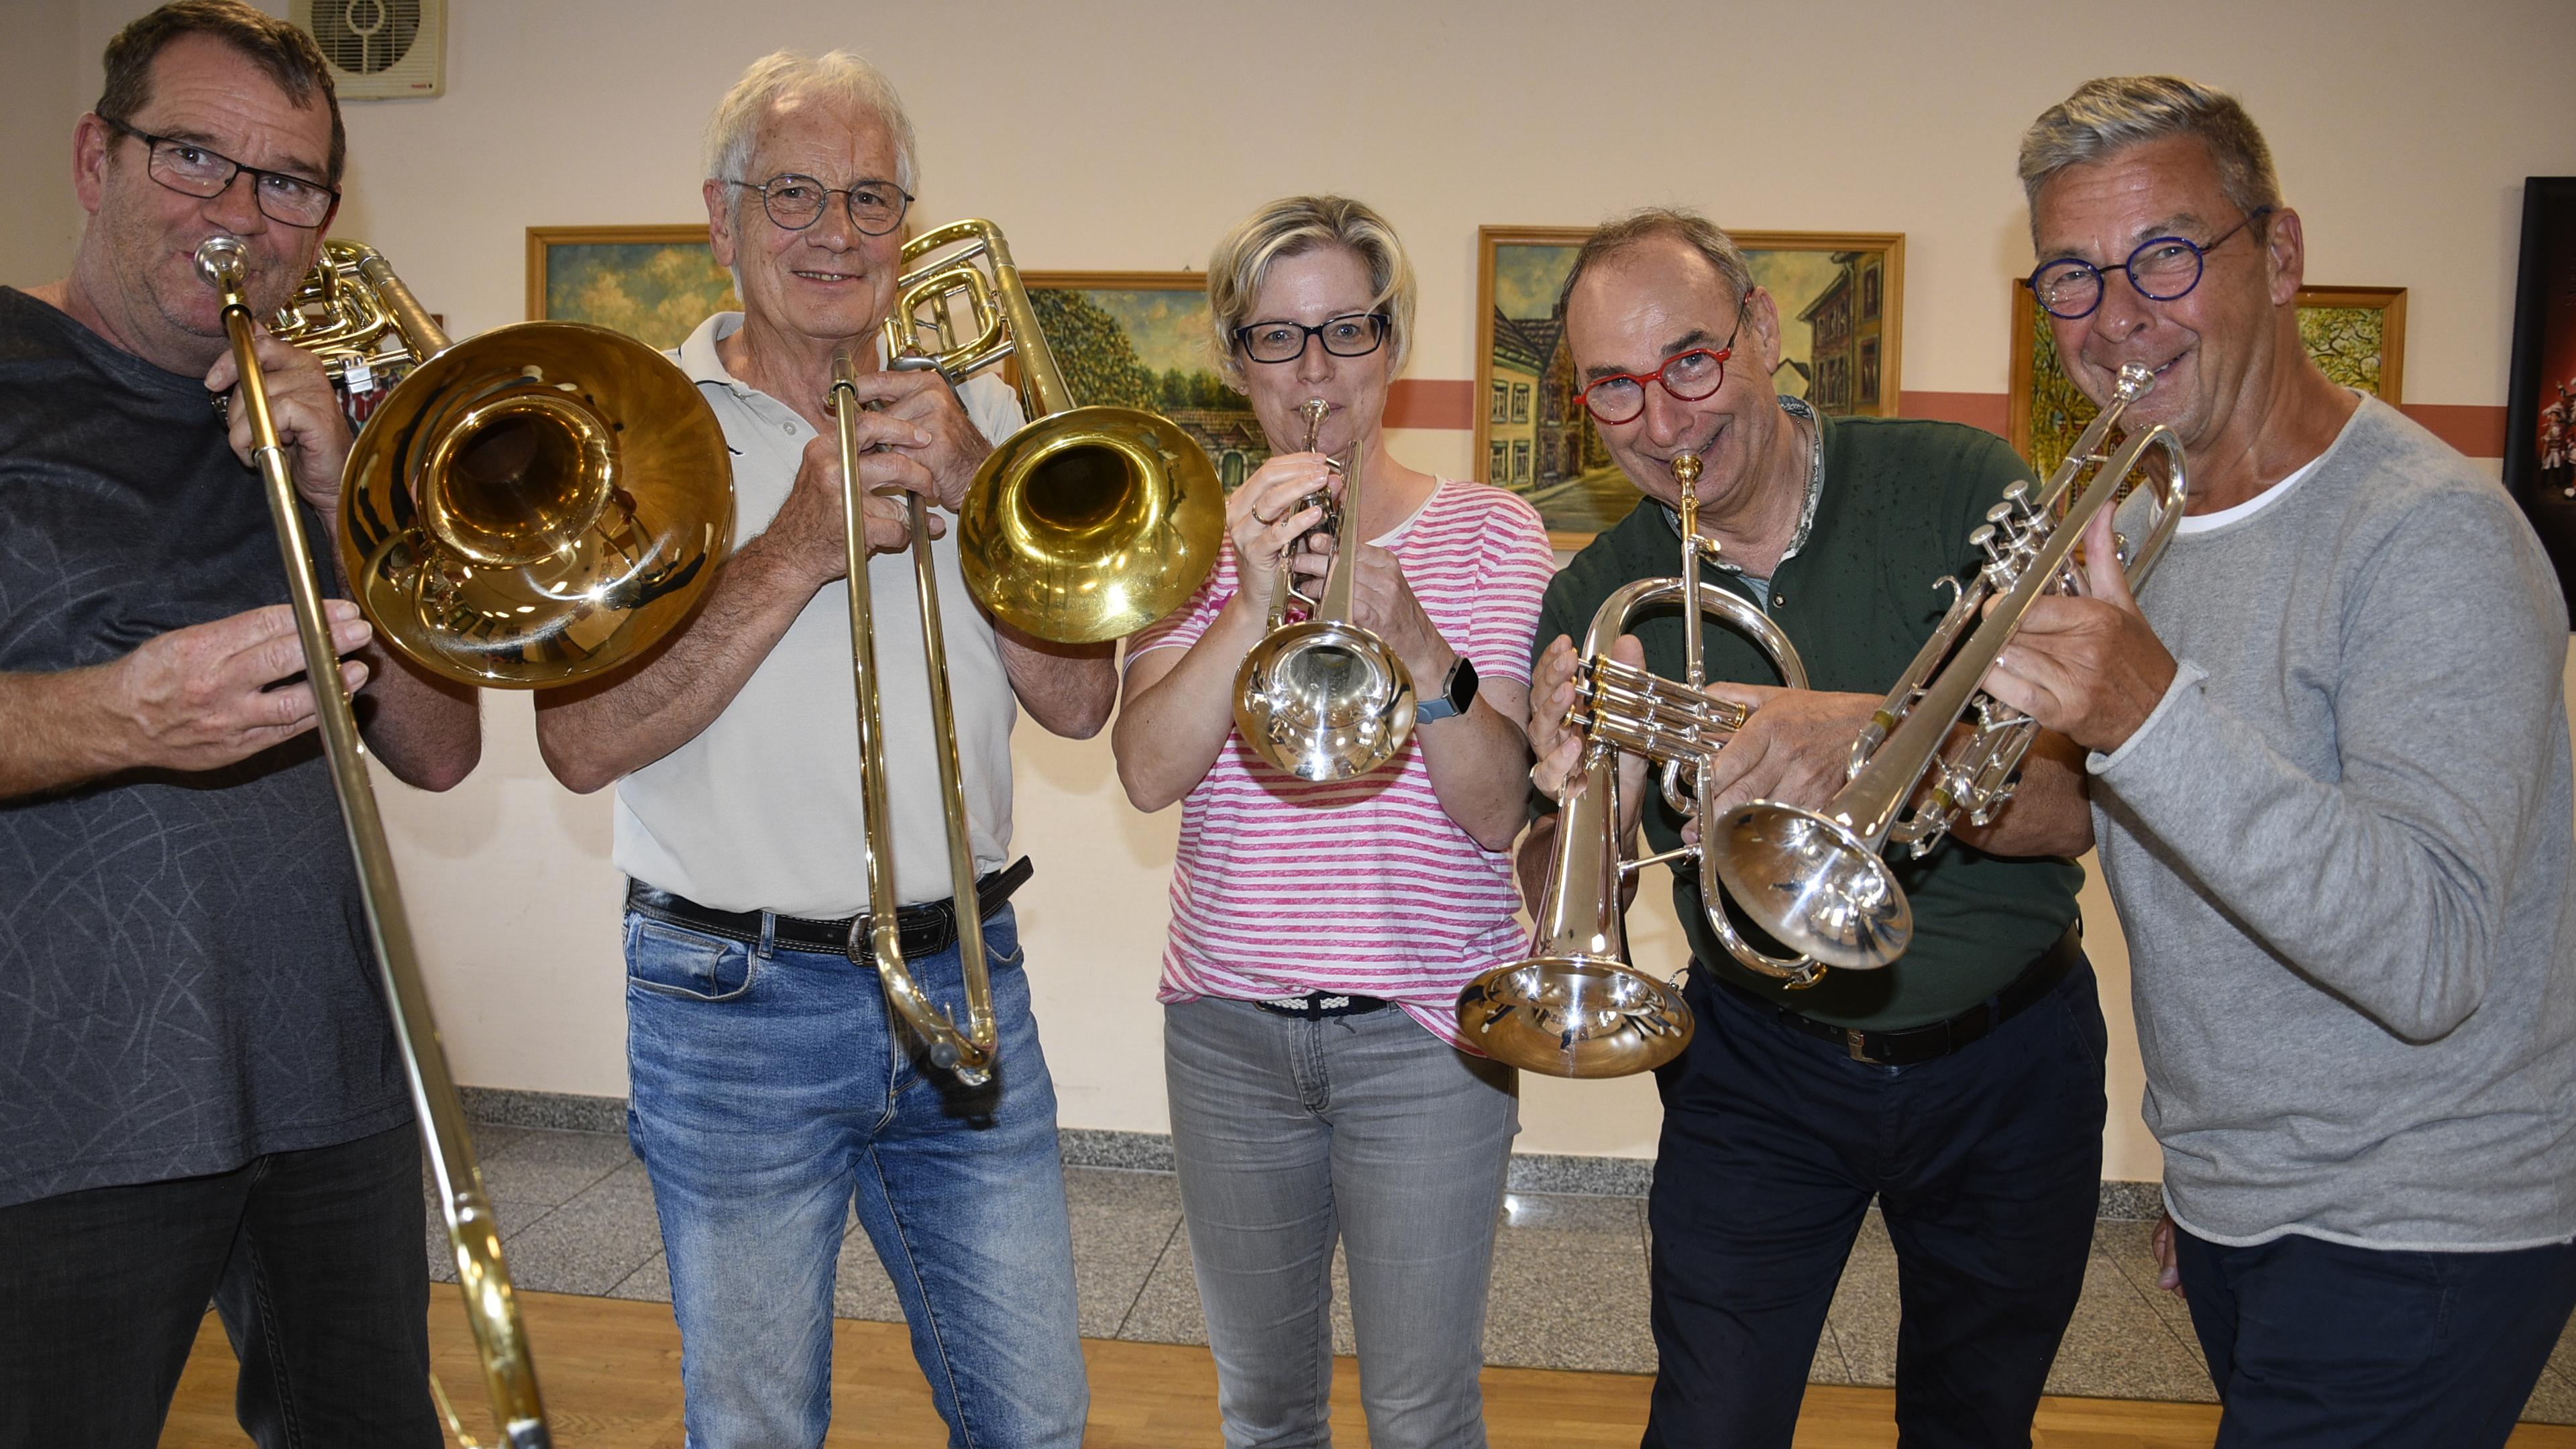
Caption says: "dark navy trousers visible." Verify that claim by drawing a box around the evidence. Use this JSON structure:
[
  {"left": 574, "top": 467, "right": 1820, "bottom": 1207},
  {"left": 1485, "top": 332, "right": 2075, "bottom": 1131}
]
[
  {"left": 2174, "top": 1225, "right": 2576, "bottom": 1448},
  {"left": 1642, "top": 957, "right": 2108, "bottom": 1449}
]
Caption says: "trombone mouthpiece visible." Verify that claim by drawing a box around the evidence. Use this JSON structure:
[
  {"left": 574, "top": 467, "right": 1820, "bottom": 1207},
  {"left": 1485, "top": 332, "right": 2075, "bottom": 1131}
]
[{"left": 193, "top": 235, "right": 247, "bottom": 292}]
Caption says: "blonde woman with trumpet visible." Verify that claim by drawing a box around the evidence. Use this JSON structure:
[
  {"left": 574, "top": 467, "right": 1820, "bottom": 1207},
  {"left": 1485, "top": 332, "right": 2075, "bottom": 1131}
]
[{"left": 1112, "top": 195, "right": 1555, "bottom": 1448}]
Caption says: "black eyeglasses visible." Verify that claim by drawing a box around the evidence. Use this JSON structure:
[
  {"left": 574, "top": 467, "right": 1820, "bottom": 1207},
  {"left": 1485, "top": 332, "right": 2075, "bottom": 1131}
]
[
  {"left": 727, "top": 174, "right": 913, "bottom": 236},
  {"left": 99, "top": 114, "right": 337, "bottom": 228},
  {"left": 1231, "top": 312, "right": 1391, "bottom": 365},
  {"left": 2027, "top": 207, "right": 2274, "bottom": 320},
  {"left": 1576, "top": 305, "right": 1748, "bottom": 425}
]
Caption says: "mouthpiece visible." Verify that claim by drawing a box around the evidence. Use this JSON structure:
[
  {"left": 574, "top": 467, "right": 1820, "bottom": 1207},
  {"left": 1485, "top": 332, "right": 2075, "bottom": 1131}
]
[
  {"left": 1670, "top": 451, "right": 1703, "bottom": 488},
  {"left": 193, "top": 235, "right": 247, "bottom": 292}
]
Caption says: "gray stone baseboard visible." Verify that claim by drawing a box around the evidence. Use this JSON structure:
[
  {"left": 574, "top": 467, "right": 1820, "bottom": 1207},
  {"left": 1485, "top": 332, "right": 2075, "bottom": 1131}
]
[{"left": 458, "top": 1087, "right": 2162, "bottom": 1218}]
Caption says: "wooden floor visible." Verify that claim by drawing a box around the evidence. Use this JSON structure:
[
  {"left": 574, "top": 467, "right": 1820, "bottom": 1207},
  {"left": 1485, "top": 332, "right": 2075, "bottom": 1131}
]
[{"left": 158, "top": 1289, "right": 2576, "bottom": 1448}]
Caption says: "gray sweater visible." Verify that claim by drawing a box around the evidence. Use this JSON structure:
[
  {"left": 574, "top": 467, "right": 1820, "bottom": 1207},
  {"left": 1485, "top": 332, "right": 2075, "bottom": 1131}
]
[{"left": 2090, "top": 396, "right": 2576, "bottom": 1250}]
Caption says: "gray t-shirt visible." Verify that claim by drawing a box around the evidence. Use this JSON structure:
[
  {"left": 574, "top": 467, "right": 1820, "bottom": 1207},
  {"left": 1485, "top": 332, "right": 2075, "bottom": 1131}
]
[
  {"left": 2091, "top": 394, "right": 2576, "bottom": 1250},
  {"left": 0, "top": 287, "right": 411, "bottom": 1209}
]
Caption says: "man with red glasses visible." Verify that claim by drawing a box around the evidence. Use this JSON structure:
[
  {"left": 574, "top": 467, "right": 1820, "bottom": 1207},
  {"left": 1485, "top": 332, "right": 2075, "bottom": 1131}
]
[
  {"left": 1524, "top": 208, "right": 2103, "bottom": 1447},
  {"left": 1984, "top": 77, "right": 2576, "bottom": 1447}
]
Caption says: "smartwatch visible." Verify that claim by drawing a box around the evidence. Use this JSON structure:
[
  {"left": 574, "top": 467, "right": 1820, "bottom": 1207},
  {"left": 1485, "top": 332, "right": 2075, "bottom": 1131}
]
[{"left": 1414, "top": 655, "right": 1479, "bottom": 724}]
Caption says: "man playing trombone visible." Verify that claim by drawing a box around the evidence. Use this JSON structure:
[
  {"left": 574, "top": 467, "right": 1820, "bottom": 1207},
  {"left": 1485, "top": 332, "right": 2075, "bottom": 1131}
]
[
  {"left": 1525, "top": 209, "right": 2103, "bottom": 1447},
  {"left": 535, "top": 49, "right": 1100, "bottom": 1449},
  {"left": 0, "top": 4, "right": 479, "bottom": 1444},
  {"left": 1985, "top": 77, "right": 2576, "bottom": 1446}
]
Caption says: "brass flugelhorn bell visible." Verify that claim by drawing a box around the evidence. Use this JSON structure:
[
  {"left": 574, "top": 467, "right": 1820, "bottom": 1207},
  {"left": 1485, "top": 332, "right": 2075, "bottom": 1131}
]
[
  {"left": 1458, "top": 451, "right": 1812, "bottom": 1077},
  {"left": 884, "top": 219, "right": 1222, "bottom": 642},
  {"left": 1232, "top": 400, "right": 1417, "bottom": 781}
]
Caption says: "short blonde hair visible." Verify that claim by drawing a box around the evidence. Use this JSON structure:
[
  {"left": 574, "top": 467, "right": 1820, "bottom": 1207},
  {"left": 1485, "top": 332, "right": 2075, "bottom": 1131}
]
[
  {"left": 1205, "top": 195, "right": 1415, "bottom": 389},
  {"left": 704, "top": 50, "right": 918, "bottom": 196}
]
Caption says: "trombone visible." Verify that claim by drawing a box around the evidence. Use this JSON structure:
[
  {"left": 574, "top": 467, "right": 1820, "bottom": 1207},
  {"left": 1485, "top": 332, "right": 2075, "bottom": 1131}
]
[
  {"left": 1232, "top": 399, "right": 1418, "bottom": 780},
  {"left": 830, "top": 218, "right": 1222, "bottom": 1081},
  {"left": 199, "top": 234, "right": 737, "bottom": 1447},
  {"left": 1705, "top": 362, "right": 2188, "bottom": 970},
  {"left": 1457, "top": 452, "right": 1813, "bottom": 1078}
]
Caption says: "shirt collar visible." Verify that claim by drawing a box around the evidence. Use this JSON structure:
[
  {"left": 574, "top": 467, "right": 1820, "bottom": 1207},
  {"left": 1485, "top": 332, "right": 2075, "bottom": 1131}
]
[
  {"left": 674, "top": 311, "right": 889, "bottom": 403},
  {"left": 1658, "top": 394, "right": 1826, "bottom": 578}
]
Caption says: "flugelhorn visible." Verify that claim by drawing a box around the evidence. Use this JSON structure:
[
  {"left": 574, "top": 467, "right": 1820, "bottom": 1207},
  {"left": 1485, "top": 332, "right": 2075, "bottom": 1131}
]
[
  {"left": 1457, "top": 451, "right": 1813, "bottom": 1079},
  {"left": 1706, "top": 362, "right": 2188, "bottom": 970},
  {"left": 886, "top": 219, "right": 1222, "bottom": 643},
  {"left": 1232, "top": 400, "right": 1417, "bottom": 780},
  {"left": 196, "top": 237, "right": 551, "bottom": 1448}
]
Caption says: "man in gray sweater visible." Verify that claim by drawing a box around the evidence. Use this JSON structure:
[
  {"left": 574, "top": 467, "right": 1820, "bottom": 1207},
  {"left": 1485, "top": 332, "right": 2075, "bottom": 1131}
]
[{"left": 1984, "top": 76, "right": 2576, "bottom": 1446}]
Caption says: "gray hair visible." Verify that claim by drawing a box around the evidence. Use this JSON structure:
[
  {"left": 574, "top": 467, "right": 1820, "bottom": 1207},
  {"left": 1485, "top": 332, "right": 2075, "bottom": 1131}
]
[
  {"left": 1556, "top": 207, "right": 1755, "bottom": 322},
  {"left": 1205, "top": 195, "right": 1417, "bottom": 390},
  {"left": 2019, "top": 76, "right": 2282, "bottom": 237},
  {"left": 704, "top": 49, "right": 918, "bottom": 195}
]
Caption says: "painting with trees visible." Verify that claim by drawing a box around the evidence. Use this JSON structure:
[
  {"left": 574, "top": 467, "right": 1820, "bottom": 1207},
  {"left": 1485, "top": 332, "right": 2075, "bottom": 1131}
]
[
  {"left": 1021, "top": 272, "right": 1269, "bottom": 492},
  {"left": 2010, "top": 282, "right": 2406, "bottom": 479}
]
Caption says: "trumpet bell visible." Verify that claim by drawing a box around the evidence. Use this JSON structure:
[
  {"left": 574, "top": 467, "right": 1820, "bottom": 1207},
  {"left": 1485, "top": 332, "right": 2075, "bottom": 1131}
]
[
  {"left": 1232, "top": 619, "right": 1416, "bottom": 780},
  {"left": 1708, "top": 802, "right": 1912, "bottom": 970},
  {"left": 955, "top": 405, "right": 1224, "bottom": 643},
  {"left": 339, "top": 321, "right": 733, "bottom": 688},
  {"left": 1456, "top": 957, "right": 1695, "bottom": 1078}
]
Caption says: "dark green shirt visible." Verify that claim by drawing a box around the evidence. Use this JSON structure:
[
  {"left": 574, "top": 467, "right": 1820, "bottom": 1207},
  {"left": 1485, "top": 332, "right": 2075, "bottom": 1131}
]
[{"left": 1534, "top": 408, "right": 2083, "bottom": 1030}]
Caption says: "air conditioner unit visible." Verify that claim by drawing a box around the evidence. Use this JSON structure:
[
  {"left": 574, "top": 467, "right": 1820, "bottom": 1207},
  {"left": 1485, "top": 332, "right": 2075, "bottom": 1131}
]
[{"left": 290, "top": 0, "right": 445, "bottom": 101}]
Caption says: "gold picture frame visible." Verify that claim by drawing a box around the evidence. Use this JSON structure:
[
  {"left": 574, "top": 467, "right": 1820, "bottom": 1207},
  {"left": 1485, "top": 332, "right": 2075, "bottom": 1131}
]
[
  {"left": 2009, "top": 281, "right": 2406, "bottom": 478},
  {"left": 1018, "top": 270, "right": 1269, "bottom": 492},
  {"left": 1477, "top": 225, "right": 1905, "bottom": 547},
  {"left": 525, "top": 225, "right": 737, "bottom": 353}
]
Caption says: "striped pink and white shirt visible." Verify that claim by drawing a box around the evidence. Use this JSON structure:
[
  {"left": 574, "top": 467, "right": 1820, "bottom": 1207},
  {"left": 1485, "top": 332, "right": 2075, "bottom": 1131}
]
[{"left": 1129, "top": 478, "right": 1557, "bottom": 1049}]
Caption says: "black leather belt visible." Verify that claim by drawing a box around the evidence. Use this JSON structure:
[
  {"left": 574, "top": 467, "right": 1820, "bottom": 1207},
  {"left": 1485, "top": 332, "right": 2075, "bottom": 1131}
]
[
  {"left": 1254, "top": 992, "right": 1395, "bottom": 1019},
  {"left": 1718, "top": 924, "right": 2082, "bottom": 1067},
  {"left": 626, "top": 855, "right": 1034, "bottom": 964}
]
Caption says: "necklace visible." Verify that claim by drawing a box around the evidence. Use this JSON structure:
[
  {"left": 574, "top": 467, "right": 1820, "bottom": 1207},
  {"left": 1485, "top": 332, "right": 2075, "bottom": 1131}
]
[{"left": 1660, "top": 394, "right": 1825, "bottom": 576}]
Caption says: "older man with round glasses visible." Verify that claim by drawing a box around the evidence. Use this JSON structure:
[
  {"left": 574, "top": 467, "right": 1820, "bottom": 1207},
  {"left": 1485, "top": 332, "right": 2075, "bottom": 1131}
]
[
  {"left": 1986, "top": 76, "right": 2576, "bottom": 1448},
  {"left": 535, "top": 48, "right": 1102, "bottom": 1449},
  {"left": 0, "top": 3, "right": 480, "bottom": 1444},
  {"left": 1523, "top": 207, "right": 2104, "bottom": 1448}
]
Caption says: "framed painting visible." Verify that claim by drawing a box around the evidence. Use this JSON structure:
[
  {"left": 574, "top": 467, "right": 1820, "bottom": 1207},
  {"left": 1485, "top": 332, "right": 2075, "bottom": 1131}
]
[
  {"left": 2502, "top": 176, "right": 2576, "bottom": 624},
  {"left": 526, "top": 225, "right": 737, "bottom": 353},
  {"left": 1019, "top": 271, "right": 1268, "bottom": 491},
  {"left": 1477, "top": 225, "right": 1905, "bottom": 545},
  {"left": 2009, "top": 281, "right": 2406, "bottom": 479}
]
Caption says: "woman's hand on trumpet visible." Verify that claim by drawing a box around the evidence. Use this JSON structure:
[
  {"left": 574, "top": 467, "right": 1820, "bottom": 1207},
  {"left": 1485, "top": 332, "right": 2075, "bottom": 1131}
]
[
  {"left": 1226, "top": 451, "right": 1334, "bottom": 613},
  {"left": 1284, "top": 531, "right": 1449, "bottom": 684}
]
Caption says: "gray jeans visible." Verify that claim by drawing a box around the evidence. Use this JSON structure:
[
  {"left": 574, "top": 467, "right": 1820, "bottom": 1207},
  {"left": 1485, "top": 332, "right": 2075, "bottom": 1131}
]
[{"left": 1164, "top": 998, "right": 1519, "bottom": 1449}]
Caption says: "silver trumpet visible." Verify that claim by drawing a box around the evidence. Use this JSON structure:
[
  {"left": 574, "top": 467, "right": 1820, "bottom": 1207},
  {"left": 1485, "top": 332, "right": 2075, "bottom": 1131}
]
[
  {"left": 1232, "top": 398, "right": 1416, "bottom": 780},
  {"left": 1706, "top": 361, "right": 2189, "bottom": 970},
  {"left": 1458, "top": 452, "right": 1813, "bottom": 1079}
]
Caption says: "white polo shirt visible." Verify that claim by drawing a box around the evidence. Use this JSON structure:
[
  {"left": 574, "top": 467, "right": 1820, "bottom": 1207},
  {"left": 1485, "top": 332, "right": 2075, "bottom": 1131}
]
[{"left": 612, "top": 312, "right": 1025, "bottom": 914}]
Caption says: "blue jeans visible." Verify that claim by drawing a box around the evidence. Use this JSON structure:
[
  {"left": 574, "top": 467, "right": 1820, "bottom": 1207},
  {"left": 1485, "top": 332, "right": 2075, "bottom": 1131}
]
[
  {"left": 2174, "top": 1226, "right": 2576, "bottom": 1448},
  {"left": 1644, "top": 959, "right": 2108, "bottom": 1449},
  {"left": 1165, "top": 998, "right": 1519, "bottom": 1449},
  {"left": 624, "top": 902, "right": 1086, "bottom": 1449}
]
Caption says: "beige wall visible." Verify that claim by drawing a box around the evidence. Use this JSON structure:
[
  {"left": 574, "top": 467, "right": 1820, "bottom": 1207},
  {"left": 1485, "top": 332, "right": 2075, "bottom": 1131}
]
[{"left": 17, "top": 0, "right": 2576, "bottom": 1179}]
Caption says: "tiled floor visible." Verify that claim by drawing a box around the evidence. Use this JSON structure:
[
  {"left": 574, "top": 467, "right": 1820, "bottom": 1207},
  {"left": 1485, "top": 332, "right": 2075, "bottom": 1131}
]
[{"left": 431, "top": 1124, "right": 2576, "bottom": 1423}]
